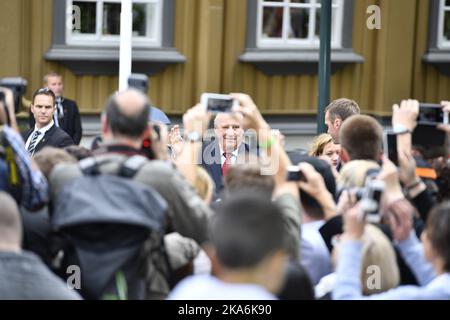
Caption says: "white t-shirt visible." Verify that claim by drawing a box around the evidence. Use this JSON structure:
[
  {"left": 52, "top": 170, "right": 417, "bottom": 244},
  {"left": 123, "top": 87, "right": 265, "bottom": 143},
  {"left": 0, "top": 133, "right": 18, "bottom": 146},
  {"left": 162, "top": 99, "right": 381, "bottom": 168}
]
[{"left": 168, "top": 274, "right": 277, "bottom": 300}]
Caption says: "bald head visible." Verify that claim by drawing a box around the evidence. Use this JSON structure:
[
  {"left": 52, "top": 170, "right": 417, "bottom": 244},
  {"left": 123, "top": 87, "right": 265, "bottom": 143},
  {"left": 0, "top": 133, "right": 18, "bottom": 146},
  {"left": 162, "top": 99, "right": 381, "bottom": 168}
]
[
  {"left": 105, "top": 89, "right": 150, "bottom": 140},
  {"left": 115, "top": 89, "right": 148, "bottom": 117},
  {"left": 0, "top": 192, "right": 22, "bottom": 250}
]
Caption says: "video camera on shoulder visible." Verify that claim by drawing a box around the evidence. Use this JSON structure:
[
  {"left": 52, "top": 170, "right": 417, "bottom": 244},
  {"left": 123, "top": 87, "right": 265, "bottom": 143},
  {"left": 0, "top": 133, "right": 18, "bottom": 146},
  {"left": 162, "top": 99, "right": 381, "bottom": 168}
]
[{"left": 0, "top": 77, "right": 27, "bottom": 114}]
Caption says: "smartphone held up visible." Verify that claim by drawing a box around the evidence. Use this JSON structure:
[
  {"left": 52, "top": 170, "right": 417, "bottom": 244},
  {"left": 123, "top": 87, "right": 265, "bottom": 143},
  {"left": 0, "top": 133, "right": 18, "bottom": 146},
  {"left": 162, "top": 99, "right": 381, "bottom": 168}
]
[{"left": 201, "top": 93, "right": 239, "bottom": 114}]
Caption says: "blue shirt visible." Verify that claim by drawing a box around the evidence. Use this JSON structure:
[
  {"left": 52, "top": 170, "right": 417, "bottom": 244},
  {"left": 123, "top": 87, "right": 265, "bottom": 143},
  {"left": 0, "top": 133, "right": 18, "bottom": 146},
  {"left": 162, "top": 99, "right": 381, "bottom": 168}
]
[
  {"left": 333, "top": 232, "right": 450, "bottom": 300},
  {"left": 300, "top": 220, "right": 333, "bottom": 285}
]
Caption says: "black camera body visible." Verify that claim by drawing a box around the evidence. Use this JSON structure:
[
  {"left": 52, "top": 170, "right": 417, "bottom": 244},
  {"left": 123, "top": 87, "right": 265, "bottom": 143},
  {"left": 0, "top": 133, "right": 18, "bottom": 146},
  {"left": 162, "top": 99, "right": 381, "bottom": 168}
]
[
  {"left": 0, "top": 77, "right": 27, "bottom": 114},
  {"left": 286, "top": 165, "right": 307, "bottom": 182},
  {"left": 128, "top": 73, "right": 148, "bottom": 94}
]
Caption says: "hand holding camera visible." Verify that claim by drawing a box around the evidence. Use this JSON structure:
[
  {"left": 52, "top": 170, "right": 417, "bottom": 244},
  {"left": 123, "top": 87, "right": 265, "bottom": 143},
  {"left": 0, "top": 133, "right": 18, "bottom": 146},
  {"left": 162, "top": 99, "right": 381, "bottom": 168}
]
[
  {"left": 183, "top": 103, "right": 212, "bottom": 137},
  {"left": 386, "top": 199, "right": 414, "bottom": 242},
  {"left": 341, "top": 202, "right": 366, "bottom": 241},
  {"left": 437, "top": 100, "right": 450, "bottom": 133},
  {"left": 378, "top": 157, "right": 404, "bottom": 208},
  {"left": 392, "top": 99, "right": 419, "bottom": 132}
]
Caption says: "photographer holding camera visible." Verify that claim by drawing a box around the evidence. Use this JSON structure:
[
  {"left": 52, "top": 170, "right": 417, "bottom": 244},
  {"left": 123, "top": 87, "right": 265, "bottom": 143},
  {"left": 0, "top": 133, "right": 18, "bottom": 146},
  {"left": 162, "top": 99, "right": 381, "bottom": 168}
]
[
  {"left": 332, "top": 159, "right": 450, "bottom": 299},
  {"left": 0, "top": 87, "right": 48, "bottom": 210}
]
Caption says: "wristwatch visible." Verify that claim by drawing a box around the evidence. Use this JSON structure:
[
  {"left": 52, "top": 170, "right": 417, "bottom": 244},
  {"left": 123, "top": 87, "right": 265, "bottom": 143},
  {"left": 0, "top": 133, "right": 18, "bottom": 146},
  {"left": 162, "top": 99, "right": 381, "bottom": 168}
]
[
  {"left": 186, "top": 131, "right": 202, "bottom": 143},
  {"left": 393, "top": 124, "right": 412, "bottom": 135}
]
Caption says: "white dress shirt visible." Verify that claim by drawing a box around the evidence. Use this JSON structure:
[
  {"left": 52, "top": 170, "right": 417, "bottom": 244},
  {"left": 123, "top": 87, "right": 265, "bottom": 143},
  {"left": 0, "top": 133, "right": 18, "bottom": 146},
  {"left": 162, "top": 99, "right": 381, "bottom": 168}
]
[
  {"left": 168, "top": 274, "right": 277, "bottom": 300},
  {"left": 25, "top": 121, "right": 55, "bottom": 150},
  {"left": 220, "top": 148, "right": 239, "bottom": 166}
]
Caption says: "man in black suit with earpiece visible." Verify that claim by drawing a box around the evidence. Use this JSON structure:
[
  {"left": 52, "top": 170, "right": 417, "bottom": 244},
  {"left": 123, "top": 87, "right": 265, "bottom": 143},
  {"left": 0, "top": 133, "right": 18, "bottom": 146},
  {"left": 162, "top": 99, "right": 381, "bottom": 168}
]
[
  {"left": 24, "top": 88, "right": 74, "bottom": 156},
  {"left": 29, "top": 72, "right": 82, "bottom": 145}
]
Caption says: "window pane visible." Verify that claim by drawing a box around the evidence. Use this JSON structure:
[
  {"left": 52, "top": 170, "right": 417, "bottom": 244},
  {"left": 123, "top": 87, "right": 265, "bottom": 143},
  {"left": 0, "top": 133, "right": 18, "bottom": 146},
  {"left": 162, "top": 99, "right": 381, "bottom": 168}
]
[
  {"left": 262, "top": 7, "right": 283, "bottom": 38},
  {"left": 314, "top": 7, "right": 336, "bottom": 40},
  {"left": 133, "top": 3, "right": 157, "bottom": 38},
  {"left": 445, "top": 11, "right": 450, "bottom": 41},
  {"left": 446, "top": 0, "right": 450, "bottom": 7},
  {"left": 315, "top": 0, "right": 339, "bottom": 5},
  {"left": 73, "top": 1, "right": 96, "bottom": 34},
  {"left": 289, "top": 8, "right": 310, "bottom": 39},
  {"left": 103, "top": 2, "right": 121, "bottom": 35},
  {"left": 290, "top": 0, "right": 313, "bottom": 3}
]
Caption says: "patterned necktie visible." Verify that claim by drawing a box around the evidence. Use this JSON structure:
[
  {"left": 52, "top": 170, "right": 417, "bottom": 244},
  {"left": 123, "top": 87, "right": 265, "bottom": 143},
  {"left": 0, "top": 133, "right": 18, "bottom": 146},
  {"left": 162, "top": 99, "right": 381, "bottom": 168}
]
[
  {"left": 27, "top": 131, "right": 41, "bottom": 156},
  {"left": 54, "top": 98, "right": 64, "bottom": 127},
  {"left": 222, "top": 153, "right": 233, "bottom": 177}
]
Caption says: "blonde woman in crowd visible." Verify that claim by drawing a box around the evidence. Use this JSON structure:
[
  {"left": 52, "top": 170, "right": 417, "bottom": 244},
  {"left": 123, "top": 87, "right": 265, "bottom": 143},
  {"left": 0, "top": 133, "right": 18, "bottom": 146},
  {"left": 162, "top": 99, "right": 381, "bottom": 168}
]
[{"left": 309, "top": 133, "right": 341, "bottom": 170}]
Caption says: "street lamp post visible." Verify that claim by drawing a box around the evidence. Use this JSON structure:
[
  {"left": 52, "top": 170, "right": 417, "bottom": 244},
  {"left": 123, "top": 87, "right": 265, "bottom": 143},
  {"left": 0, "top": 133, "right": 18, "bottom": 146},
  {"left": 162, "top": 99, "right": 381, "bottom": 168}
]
[
  {"left": 317, "top": 0, "right": 332, "bottom": 134},
  {"left": 119, "top": 0, "right": 133, "bottom": 91}
]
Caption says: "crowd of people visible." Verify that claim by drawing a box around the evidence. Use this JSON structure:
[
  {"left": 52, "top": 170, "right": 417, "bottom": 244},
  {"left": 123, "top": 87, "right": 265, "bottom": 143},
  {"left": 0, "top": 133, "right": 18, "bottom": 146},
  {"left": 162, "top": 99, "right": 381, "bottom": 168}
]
[{"left": 0, "top": 72, "right": 449, "bottom": 300}]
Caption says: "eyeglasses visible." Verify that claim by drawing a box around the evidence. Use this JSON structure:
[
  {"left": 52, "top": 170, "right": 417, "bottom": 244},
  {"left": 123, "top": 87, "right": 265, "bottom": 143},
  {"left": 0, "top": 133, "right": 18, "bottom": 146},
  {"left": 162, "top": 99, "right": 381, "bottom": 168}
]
[{"left": 36, "top": 87, "right": 54, "bottom": 95}]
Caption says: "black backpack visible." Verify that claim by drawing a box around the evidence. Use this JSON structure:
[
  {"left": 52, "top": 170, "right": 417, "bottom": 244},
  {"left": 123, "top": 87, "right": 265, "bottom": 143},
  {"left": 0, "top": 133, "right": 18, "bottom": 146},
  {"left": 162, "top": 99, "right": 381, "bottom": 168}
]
[{"left": 51, "top": 155, "right": 170, "bottom": 300}]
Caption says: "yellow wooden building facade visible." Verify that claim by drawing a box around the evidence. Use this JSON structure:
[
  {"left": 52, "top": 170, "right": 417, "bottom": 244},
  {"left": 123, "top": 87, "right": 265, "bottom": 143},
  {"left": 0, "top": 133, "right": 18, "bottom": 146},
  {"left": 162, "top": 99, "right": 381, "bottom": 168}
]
[{"left": 0, "top": 0, "right": 449, "bottom": 118}]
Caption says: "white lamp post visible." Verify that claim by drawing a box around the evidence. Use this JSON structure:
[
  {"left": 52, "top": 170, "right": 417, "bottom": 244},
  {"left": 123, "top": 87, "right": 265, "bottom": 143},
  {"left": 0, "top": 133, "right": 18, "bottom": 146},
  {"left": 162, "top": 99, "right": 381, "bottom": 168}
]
[{"left": 119, "top": 0, "right": 133, "bottom": 91}]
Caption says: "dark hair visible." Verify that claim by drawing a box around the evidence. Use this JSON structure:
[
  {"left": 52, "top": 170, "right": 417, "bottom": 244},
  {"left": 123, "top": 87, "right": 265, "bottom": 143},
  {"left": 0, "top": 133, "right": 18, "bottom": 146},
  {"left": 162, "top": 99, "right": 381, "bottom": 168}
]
[
  {"left": 105, "top": 94, "right": 150, "bottom": 139},
  {"left": 211, "top": 192, "right": 285, "bottom": 269},
  {"left": 426, "top": 202, "right": 450, "bottom": 272},
  {"left": 287, "top": 152, "right": 337, "bottom": 220},
  {"left": 32, "top": 87, "right": 56, "bottom": 105},
  {"left": 340, "top": 115, "right": 383, "bottom": 161},
  {"left": 325, "top": 98, "right": 360, "bottom": 122},
  {"left": 277, "top": 262, "right": 315, "bottom": 300},
  {"left": 436, "top": 164, "right": 450, "bottom": 203}
]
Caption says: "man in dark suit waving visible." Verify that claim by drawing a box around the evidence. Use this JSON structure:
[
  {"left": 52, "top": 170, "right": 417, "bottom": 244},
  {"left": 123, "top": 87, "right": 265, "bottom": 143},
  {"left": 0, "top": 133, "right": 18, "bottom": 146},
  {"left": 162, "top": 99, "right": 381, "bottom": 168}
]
[
  {"left": 24, "top": 88, "right": 74, "bottom": 156},
  {"left": 29, "top": 73, "right": 83, "bottom": 144},
  {"left": 202, "top": 112, "right": 255, "bottom": 195}
]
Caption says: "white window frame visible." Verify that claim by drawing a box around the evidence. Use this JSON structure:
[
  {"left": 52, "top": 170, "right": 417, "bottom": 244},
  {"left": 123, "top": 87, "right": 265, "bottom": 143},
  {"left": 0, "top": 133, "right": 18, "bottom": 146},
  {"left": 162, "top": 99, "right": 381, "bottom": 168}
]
[
  {"left": 66, "top": 0, "right": 163, "bottom": 48},
  {"left": 437, "top": 0, "right": 450, "bottom": 48},
  {"left": 256, "top": 0, "right": 344, "bottom": 49}
]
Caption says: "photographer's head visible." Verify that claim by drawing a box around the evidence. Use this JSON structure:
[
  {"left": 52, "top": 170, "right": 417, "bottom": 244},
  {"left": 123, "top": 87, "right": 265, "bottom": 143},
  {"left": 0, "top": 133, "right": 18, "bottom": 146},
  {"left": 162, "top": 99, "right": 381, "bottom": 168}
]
[
  {"left": 214, "top": 113, "right": 244, "bottom": 153},
  {"left": 43, "top": 72, "right": 64, "bottom": 98},
  {"left": 31, "top": 88, "right": 56, "bottom": 129},
  {"left": 102, "top": 89, "right": 150, "bottom": 148},
  {"left": 325, "top": 98, "right": 360, "bottom": 143},
  {"left": 339, "top": 115, "right": 383, "bottom": 163},
  {"left": 0, "top": 192, "right": 22, "bottom": 253},
  {"left": 209, "top": 192, "right": 288, "bottom": 294}
]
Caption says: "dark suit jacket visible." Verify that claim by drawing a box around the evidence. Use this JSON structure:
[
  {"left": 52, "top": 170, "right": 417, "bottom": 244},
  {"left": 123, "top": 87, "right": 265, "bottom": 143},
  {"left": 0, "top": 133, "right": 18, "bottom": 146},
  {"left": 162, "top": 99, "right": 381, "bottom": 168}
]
[
  {"left": 29, "top": 98, "right": 83, "bottom": 145},
  {"left": 201, "top": 139, "right": 256, "bottom": 196},
  {"left": 24, "top": 125, "right": 74, "bottom": 154}
]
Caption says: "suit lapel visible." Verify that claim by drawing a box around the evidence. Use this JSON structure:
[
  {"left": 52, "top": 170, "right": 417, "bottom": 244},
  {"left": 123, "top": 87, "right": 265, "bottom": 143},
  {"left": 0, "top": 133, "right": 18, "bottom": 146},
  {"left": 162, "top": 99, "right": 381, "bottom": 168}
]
[
  {"left": 35, "top": 125, "right": 56, "bottom": 153},
  {"left": 203, "top": 140, "right": 223, "bottom": 191}
]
